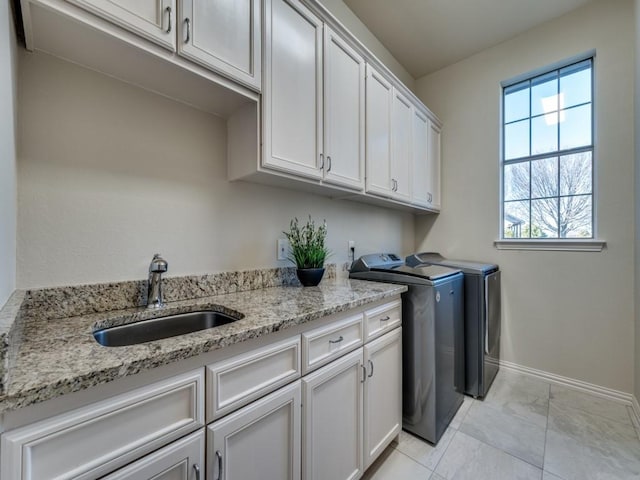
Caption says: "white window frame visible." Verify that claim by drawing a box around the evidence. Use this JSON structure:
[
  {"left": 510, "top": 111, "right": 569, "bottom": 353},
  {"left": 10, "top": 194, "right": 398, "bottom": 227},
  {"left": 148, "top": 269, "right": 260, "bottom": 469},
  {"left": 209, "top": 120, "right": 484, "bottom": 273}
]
[{"left": 495, "top": 51, "right": 605, "bottom": 252}]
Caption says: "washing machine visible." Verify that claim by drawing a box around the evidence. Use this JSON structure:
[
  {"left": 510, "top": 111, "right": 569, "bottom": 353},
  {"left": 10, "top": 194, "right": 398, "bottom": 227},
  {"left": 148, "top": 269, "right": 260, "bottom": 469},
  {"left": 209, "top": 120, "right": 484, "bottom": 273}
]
[{"left": 350, "top": 253, "right": 464, "bottom": 444}]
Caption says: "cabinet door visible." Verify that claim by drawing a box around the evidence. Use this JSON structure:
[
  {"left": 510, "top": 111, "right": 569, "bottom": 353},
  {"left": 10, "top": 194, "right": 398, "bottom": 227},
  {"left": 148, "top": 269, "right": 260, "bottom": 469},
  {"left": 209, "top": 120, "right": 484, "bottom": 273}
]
[
  {"left": 323, "top": 26, "right": 365, "bottom": 191},
  {"left": 208, "top": 382, "right": 301, "bottom": 480},
  {"left": 179, "top": 0, "right": 261, "bottom": 90},
  {"left": 102, "top": 430, "right": 204, "bottom": 480},
  {"left": 390, "top": 89, "right": 412, "bottom": 203},
  {"left": 66, "top": 0, "right": 176, "bottom": 51},
  {"left": 302, "top": 349, "right": 364, "bottom": 480},
  {"left": 412, "top": 107, "right": 430, "bottom": 208},
  {"left": 263, "top": 0, "right": 323, "bottom": 180},
  {"left": 427, "top": 120, "right": 442, "bottom": 210},
  {"left": 363, "top": 328, "right": 402, "bottom": 469},
  {"left": 365, "top": 65, "right": 393, "bottom": 197},
  {"left": 1, "top": 369, "right": 204, "bottom": 480}
]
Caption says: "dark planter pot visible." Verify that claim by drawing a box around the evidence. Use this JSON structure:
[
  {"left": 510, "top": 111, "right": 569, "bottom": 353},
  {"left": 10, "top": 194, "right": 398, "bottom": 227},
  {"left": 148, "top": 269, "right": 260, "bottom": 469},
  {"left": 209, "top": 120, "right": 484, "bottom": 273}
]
[{"left": 296, "top": 268, "right": 325, "bottom": 287}]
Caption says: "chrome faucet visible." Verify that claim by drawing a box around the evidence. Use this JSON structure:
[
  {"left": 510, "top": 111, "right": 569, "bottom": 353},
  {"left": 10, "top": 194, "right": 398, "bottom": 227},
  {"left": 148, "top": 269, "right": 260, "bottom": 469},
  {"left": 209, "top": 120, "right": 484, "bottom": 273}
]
[{"left": 147, "top": 254, "right": 168, "bottom": 309}]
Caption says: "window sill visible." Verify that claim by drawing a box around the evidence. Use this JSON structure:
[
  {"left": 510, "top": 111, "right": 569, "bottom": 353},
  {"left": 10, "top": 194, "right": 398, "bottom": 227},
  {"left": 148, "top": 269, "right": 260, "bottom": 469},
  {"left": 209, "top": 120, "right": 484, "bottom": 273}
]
[{"left": 494, "top": 239, "right": 606, "bottom": 252}]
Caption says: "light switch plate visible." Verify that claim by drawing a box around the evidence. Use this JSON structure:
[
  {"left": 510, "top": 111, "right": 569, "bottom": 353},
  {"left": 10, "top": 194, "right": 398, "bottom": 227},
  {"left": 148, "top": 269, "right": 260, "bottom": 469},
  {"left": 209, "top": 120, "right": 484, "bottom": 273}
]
[{"left": 277, "top": 238, "right": 289, "bottom": 261}]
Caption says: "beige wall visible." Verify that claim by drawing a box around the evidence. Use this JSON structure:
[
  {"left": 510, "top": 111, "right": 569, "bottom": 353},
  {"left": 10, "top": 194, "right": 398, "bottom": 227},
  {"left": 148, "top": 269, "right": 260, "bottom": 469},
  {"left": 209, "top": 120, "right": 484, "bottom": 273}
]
[
  {"left": 319, "top": 0, "right": 415, "bottom": 90},
  {"left": 635, "top": 0, "right": 640, "bottom": 402},
  {"left": 415, "top": 0, "right": 635, "bottom": 392},
  {"left": 0, "top": 2, "right": 17, "bottom": 308},
  {"left": 17, "top": 51, "right": 415, "bottom": 288}
]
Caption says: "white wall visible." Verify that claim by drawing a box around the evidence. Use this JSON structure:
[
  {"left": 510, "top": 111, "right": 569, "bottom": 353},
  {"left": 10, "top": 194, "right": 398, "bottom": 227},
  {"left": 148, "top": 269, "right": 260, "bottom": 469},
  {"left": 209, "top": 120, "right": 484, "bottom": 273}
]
[
  {"left": 319, "top": 0, "right": 415, "bottom": 90},
  {"left": 17, "top": 51, "right": 415, "bottom": 288},
  {"left": 0, "top": 2, "right": 17, "bottom": 308},
  {"left": 415, "top": 0, "right": 635, "bottom": 392},
  {"left": 635, "top": 0, "right": 640, "bottom": 402}
]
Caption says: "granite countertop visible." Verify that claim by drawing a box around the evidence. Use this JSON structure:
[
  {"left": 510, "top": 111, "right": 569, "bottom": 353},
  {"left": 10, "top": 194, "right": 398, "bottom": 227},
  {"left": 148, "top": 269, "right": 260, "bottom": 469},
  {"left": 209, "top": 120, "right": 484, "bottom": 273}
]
[{"left": 0, "top": 277, "right": 405, "bottom": 414}]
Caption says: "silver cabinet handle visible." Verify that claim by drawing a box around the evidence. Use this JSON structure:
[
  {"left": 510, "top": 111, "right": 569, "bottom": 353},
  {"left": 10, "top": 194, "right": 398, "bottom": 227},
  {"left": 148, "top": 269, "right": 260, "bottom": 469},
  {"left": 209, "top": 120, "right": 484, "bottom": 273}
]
[
  {"left": 329, "top": 335, "right": 343, "bottom": 344},
  {"left": 319, "top": 153, "right": 324, "bottom": 169},
  {"left": 193, "top": 464, "right": 200, "bottom": 480},
  {"left": 380, "top": 316, "right": 390, "bottom": 322},
  {"left": 165, "top": 6, "right": 172, "bottom": 33},
  {"left": 367, "top": 359, "right": 374, "bottom": 378},
  {"left": 327, "top": 156, "right": 332, "bottom": 172},
  {"left": 215, "top": 451, "right": 223, "bottom": 480},
  {"left": 184, "top": 18, "right": 191, "bottom": 43},
  {"left": 361, "top": 364, "right": 366, "bottom": 383}
]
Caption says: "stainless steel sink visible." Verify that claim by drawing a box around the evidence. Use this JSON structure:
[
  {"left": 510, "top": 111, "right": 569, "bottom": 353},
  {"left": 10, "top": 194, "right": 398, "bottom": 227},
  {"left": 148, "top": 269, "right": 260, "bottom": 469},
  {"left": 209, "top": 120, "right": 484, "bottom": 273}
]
[{"left": 93, "top": 310, "right": 240, "bottom": 347}]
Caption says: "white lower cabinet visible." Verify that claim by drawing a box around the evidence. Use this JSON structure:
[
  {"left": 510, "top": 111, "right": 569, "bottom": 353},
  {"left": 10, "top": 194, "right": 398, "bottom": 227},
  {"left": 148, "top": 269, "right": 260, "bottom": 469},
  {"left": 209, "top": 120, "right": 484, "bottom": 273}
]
[
  {"left": 302, "top": 349, "right": 364, "bottom": 480},
  {"left": 102, "top": 429, "right": 205, "bottom": 480},
  {"left": 1, "top": 299, "right": 401, "bottom": 480},
  {"left": 207, "top": 381, "right": 302, "bottom": 480},
  {"left": 0, "top": 369, "right": 205, "bottom": 480},
  {"left": 363, "top": 328, "right": 403, "bottom": 468},
  {"left": 302, "top": 327, "right": 402, "bottom": 479}
]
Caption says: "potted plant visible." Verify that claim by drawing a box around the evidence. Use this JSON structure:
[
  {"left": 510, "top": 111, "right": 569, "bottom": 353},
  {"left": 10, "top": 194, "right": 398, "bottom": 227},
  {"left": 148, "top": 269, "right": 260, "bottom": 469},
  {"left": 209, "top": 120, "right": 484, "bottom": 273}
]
[{"left": 284, "top": 216, "right": 330, "bottom": 286}]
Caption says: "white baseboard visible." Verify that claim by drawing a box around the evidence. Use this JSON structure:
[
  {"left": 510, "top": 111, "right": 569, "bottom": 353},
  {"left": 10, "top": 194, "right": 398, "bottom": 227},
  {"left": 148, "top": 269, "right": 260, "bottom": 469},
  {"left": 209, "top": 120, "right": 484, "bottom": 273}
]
[
  {"left": 631, "top": 396, "right": 640, "bottom": 430},
  {"left": 498, "top": 359, "right": 633, "bottom": 405}
]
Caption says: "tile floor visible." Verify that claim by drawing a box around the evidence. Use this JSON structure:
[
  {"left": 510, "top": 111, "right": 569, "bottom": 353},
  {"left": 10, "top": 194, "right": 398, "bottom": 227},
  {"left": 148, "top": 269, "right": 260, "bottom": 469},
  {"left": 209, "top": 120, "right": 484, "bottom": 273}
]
[{"left": 363, "top": 369, "right": 640, "bottom": 480}]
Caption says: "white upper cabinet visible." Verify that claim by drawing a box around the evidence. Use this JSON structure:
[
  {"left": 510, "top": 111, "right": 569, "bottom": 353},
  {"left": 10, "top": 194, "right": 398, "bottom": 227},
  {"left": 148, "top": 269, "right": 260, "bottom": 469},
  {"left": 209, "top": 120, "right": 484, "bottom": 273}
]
[
  {"left": 411, "top": 106, "right": 442, "bottom": 211},
  {"left": 427, "top": 120, "right": 442, "bottom": 210},
  {"left": 179, "top": 0, "right": 261, "bottom": 90},
  {"left": 322, "top": 26, "right": 365, "bottom": 191},
  {"left": 390, "top": 88, "right": 412, "bottom": 202},
  {"left": 263, "top": 0, "right": 324, "bottom": 180},
  {"left": 66, "top": 0, "right": 176, "bottom": 51},
  {"left": 365, "top": 65, "right": 393, "bottom": 198},
  {"left": 412, "top": 107, "right": 430, "bottom": 208}
]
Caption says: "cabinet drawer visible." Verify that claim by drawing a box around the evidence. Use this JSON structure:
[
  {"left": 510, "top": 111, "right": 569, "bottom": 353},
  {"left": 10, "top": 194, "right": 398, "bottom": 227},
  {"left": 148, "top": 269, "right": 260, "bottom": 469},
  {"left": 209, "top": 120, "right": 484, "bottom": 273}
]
[
  {"left": 102, "top": 429, "right": 204, "bottom": 480},
  {"left": 0, "top": 369, "right": 204, "bottom": 480},
  {"left": 364, "top": 299, "right": 402, "bottom": 341},
  {"left": 302, "top": 313, "right": 363, "bottom": 374},
  {"left": 206, "top": 336, "right": 301, "bottom": 422}
]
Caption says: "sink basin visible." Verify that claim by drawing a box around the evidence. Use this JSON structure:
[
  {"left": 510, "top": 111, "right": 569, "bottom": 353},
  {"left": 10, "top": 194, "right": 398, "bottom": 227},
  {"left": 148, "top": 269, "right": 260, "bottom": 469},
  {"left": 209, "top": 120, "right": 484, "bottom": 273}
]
[{"left": 93, "top": 310, "right": 240, "bottom": 347}]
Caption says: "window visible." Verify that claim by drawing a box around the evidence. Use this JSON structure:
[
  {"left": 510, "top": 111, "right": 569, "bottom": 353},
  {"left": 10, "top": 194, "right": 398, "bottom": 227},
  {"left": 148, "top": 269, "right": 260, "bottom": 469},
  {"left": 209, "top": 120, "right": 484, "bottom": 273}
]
[{"left": 501, "top": 58, "right": 593, "bottom": 239}]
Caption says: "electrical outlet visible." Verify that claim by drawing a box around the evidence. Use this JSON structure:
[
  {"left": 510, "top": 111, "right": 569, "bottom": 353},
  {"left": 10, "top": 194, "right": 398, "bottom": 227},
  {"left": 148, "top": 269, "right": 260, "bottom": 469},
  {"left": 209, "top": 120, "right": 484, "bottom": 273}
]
[{"left": 277, "top": 238, "right": 289, "bottom": 261}]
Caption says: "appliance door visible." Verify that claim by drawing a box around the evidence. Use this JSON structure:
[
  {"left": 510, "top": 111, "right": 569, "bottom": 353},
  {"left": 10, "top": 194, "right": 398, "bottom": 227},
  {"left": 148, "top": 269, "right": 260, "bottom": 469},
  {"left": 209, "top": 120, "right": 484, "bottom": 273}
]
[
  {"left": 483, "top": 271, "right": 501, "bottom": 394},
  {"left": 401, "top": 285, "right": 436, "bottom": 443}
]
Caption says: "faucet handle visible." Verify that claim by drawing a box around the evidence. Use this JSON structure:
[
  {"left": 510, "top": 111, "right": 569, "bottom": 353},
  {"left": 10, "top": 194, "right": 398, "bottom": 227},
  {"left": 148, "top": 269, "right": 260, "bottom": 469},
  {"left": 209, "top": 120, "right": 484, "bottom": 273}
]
[{"left": 150, "top": 254, "right": 168, "bottom": 273}]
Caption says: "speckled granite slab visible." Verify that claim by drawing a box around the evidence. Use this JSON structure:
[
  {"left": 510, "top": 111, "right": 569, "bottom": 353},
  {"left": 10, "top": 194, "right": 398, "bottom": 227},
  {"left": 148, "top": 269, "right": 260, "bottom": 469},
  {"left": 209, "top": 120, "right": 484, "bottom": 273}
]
[
  {"left": 0, "top": 291, "right": 26, "bottom": 394},
  {"left": 21, "top": 264, "right": 337, "bottom": 320},
  {"left": 0, "top": 276, "right": 404, "bottom": 414}
]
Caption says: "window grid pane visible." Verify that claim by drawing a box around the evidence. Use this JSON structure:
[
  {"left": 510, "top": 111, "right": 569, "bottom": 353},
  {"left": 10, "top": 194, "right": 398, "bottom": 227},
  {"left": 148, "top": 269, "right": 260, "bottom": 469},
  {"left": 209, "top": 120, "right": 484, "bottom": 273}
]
[{"left": 502, "top": 58, "right": 593, "bottom": 239}]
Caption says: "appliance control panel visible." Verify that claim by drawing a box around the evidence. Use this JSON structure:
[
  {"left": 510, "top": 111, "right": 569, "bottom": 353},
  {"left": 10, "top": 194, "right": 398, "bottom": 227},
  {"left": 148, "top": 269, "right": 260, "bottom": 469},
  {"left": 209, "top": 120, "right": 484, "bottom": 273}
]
[{"left": 349, "top": 253, "right": 404, "bottom": 272}]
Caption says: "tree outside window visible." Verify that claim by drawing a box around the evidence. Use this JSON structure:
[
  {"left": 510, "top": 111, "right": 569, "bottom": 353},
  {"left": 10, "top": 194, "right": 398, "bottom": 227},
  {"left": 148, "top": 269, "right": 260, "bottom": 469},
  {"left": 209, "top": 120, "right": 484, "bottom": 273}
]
[{"left": 502, "top": 58, "right": 593, "bottom": 239}]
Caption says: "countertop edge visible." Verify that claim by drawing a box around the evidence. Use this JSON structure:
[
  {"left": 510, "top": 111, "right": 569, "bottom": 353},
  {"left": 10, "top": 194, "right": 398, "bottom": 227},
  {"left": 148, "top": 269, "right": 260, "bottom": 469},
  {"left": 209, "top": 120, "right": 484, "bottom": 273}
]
[{"left": 0, "top": 283, "right": 406, "bottom": 414}]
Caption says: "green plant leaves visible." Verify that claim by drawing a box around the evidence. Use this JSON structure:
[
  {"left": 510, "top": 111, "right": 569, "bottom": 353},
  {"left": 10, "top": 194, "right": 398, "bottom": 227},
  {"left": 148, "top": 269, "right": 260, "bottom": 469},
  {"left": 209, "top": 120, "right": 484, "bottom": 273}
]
[{"left": 283, "top": 215, "right": 330, "bottom": 269}]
